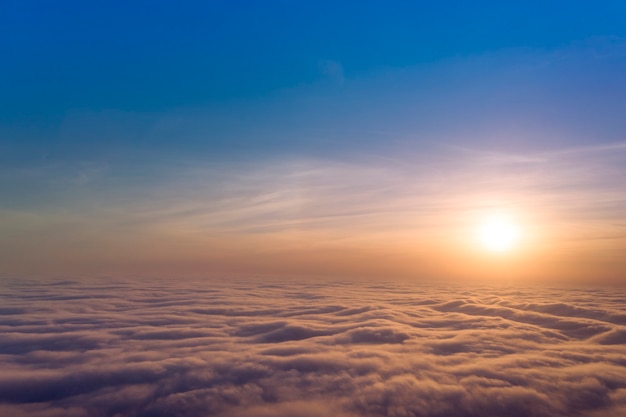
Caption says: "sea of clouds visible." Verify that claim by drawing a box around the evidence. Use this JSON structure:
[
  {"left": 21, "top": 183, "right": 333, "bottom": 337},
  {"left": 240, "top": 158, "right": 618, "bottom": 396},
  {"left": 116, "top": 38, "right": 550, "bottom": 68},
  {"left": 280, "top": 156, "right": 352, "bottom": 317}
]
[{"left": 0, "top": 277, "right": 625, "bottom": 417}]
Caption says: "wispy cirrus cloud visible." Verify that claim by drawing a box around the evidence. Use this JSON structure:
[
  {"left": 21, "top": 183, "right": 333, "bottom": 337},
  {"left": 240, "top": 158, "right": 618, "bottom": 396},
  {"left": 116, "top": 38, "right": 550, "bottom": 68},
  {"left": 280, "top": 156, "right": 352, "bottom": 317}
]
[{"left": 2, "top": 138, "right": 626, "bottom": 280}]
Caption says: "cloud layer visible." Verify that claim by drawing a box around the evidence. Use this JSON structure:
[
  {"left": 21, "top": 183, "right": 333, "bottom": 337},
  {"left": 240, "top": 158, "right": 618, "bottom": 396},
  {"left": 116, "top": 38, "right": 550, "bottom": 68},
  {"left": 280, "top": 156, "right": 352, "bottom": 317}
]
[{"left": 0, "top": 278, "right": 625, "bottom": 416}]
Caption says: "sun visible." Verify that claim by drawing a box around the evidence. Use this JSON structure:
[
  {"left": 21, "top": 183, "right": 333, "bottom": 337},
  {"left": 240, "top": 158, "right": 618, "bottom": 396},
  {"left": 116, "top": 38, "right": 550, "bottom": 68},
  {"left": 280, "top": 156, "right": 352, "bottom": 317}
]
[{"left": 477, "top": 215, "right": 520, "bottom": 252}]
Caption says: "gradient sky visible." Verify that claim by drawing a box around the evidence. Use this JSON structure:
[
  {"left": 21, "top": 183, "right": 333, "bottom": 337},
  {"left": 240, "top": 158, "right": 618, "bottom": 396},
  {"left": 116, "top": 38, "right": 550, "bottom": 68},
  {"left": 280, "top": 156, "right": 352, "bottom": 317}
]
[{"left": 1, "top": 1, "right": 626, "bottom": 283}]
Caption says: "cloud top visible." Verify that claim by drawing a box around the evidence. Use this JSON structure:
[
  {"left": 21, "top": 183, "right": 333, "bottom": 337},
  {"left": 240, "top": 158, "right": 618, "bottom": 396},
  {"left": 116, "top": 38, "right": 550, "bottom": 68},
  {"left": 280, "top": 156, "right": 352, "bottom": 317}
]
[{"left": 0, "top": 278, "right": 625, "bottom": 416}]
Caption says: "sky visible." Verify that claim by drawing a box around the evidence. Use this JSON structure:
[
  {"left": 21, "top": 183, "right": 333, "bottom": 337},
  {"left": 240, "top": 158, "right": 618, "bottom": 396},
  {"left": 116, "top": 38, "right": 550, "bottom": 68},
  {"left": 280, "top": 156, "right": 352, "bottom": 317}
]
[
  {"left": 2, "top": 4, "right": 626, "bottom": 417},
  {"left": 1, "top": 1, "right": 626, "bottom": 283}
]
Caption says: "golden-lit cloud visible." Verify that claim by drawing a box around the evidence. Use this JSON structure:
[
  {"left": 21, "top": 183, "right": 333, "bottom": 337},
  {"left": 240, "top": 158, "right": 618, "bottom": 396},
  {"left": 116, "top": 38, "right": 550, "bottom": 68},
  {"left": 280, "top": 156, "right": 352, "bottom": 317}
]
[{"left": 1, "top": 278, "right": 625, "bottom": 416}]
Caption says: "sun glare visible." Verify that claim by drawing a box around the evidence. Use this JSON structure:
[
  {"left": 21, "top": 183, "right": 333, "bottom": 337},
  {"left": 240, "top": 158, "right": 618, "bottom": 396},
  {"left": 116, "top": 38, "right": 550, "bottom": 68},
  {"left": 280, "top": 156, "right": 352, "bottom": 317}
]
[{"left": 477, "top": 216, "right": 520, "bottom": 252}]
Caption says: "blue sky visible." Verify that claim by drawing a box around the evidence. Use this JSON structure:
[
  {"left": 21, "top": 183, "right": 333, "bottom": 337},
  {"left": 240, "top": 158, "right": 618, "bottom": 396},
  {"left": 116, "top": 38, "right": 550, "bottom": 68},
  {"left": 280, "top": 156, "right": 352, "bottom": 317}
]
[
  {"left": 2, "top": 1, "right": 626, "bottom": 153},
  {"left": 1, "top": 1, "right": 626, "bottom": 281},
  {"left": 3, "top": 1, "right": 626, "bottom": 126}
]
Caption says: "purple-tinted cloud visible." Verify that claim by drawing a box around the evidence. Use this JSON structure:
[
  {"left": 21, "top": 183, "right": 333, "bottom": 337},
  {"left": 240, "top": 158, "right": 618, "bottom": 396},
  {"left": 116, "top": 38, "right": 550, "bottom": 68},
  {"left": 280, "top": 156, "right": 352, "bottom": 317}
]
[{"left": 0, "top": 278, "right": 625, "bottom": 416}]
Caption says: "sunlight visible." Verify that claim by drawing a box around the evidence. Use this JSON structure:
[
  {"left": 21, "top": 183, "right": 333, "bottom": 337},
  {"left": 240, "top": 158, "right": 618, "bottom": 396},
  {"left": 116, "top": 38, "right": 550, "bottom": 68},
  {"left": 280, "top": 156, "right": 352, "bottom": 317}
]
[{"left": 477, "top": 215, "right": 521, "bottom": 252}]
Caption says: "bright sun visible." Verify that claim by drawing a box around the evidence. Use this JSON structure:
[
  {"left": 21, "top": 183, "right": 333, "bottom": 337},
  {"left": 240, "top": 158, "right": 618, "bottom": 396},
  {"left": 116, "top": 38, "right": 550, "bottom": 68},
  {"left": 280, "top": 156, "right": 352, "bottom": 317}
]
[{"left": 477, "top": 216, "right": 520, "bottom": 252}]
